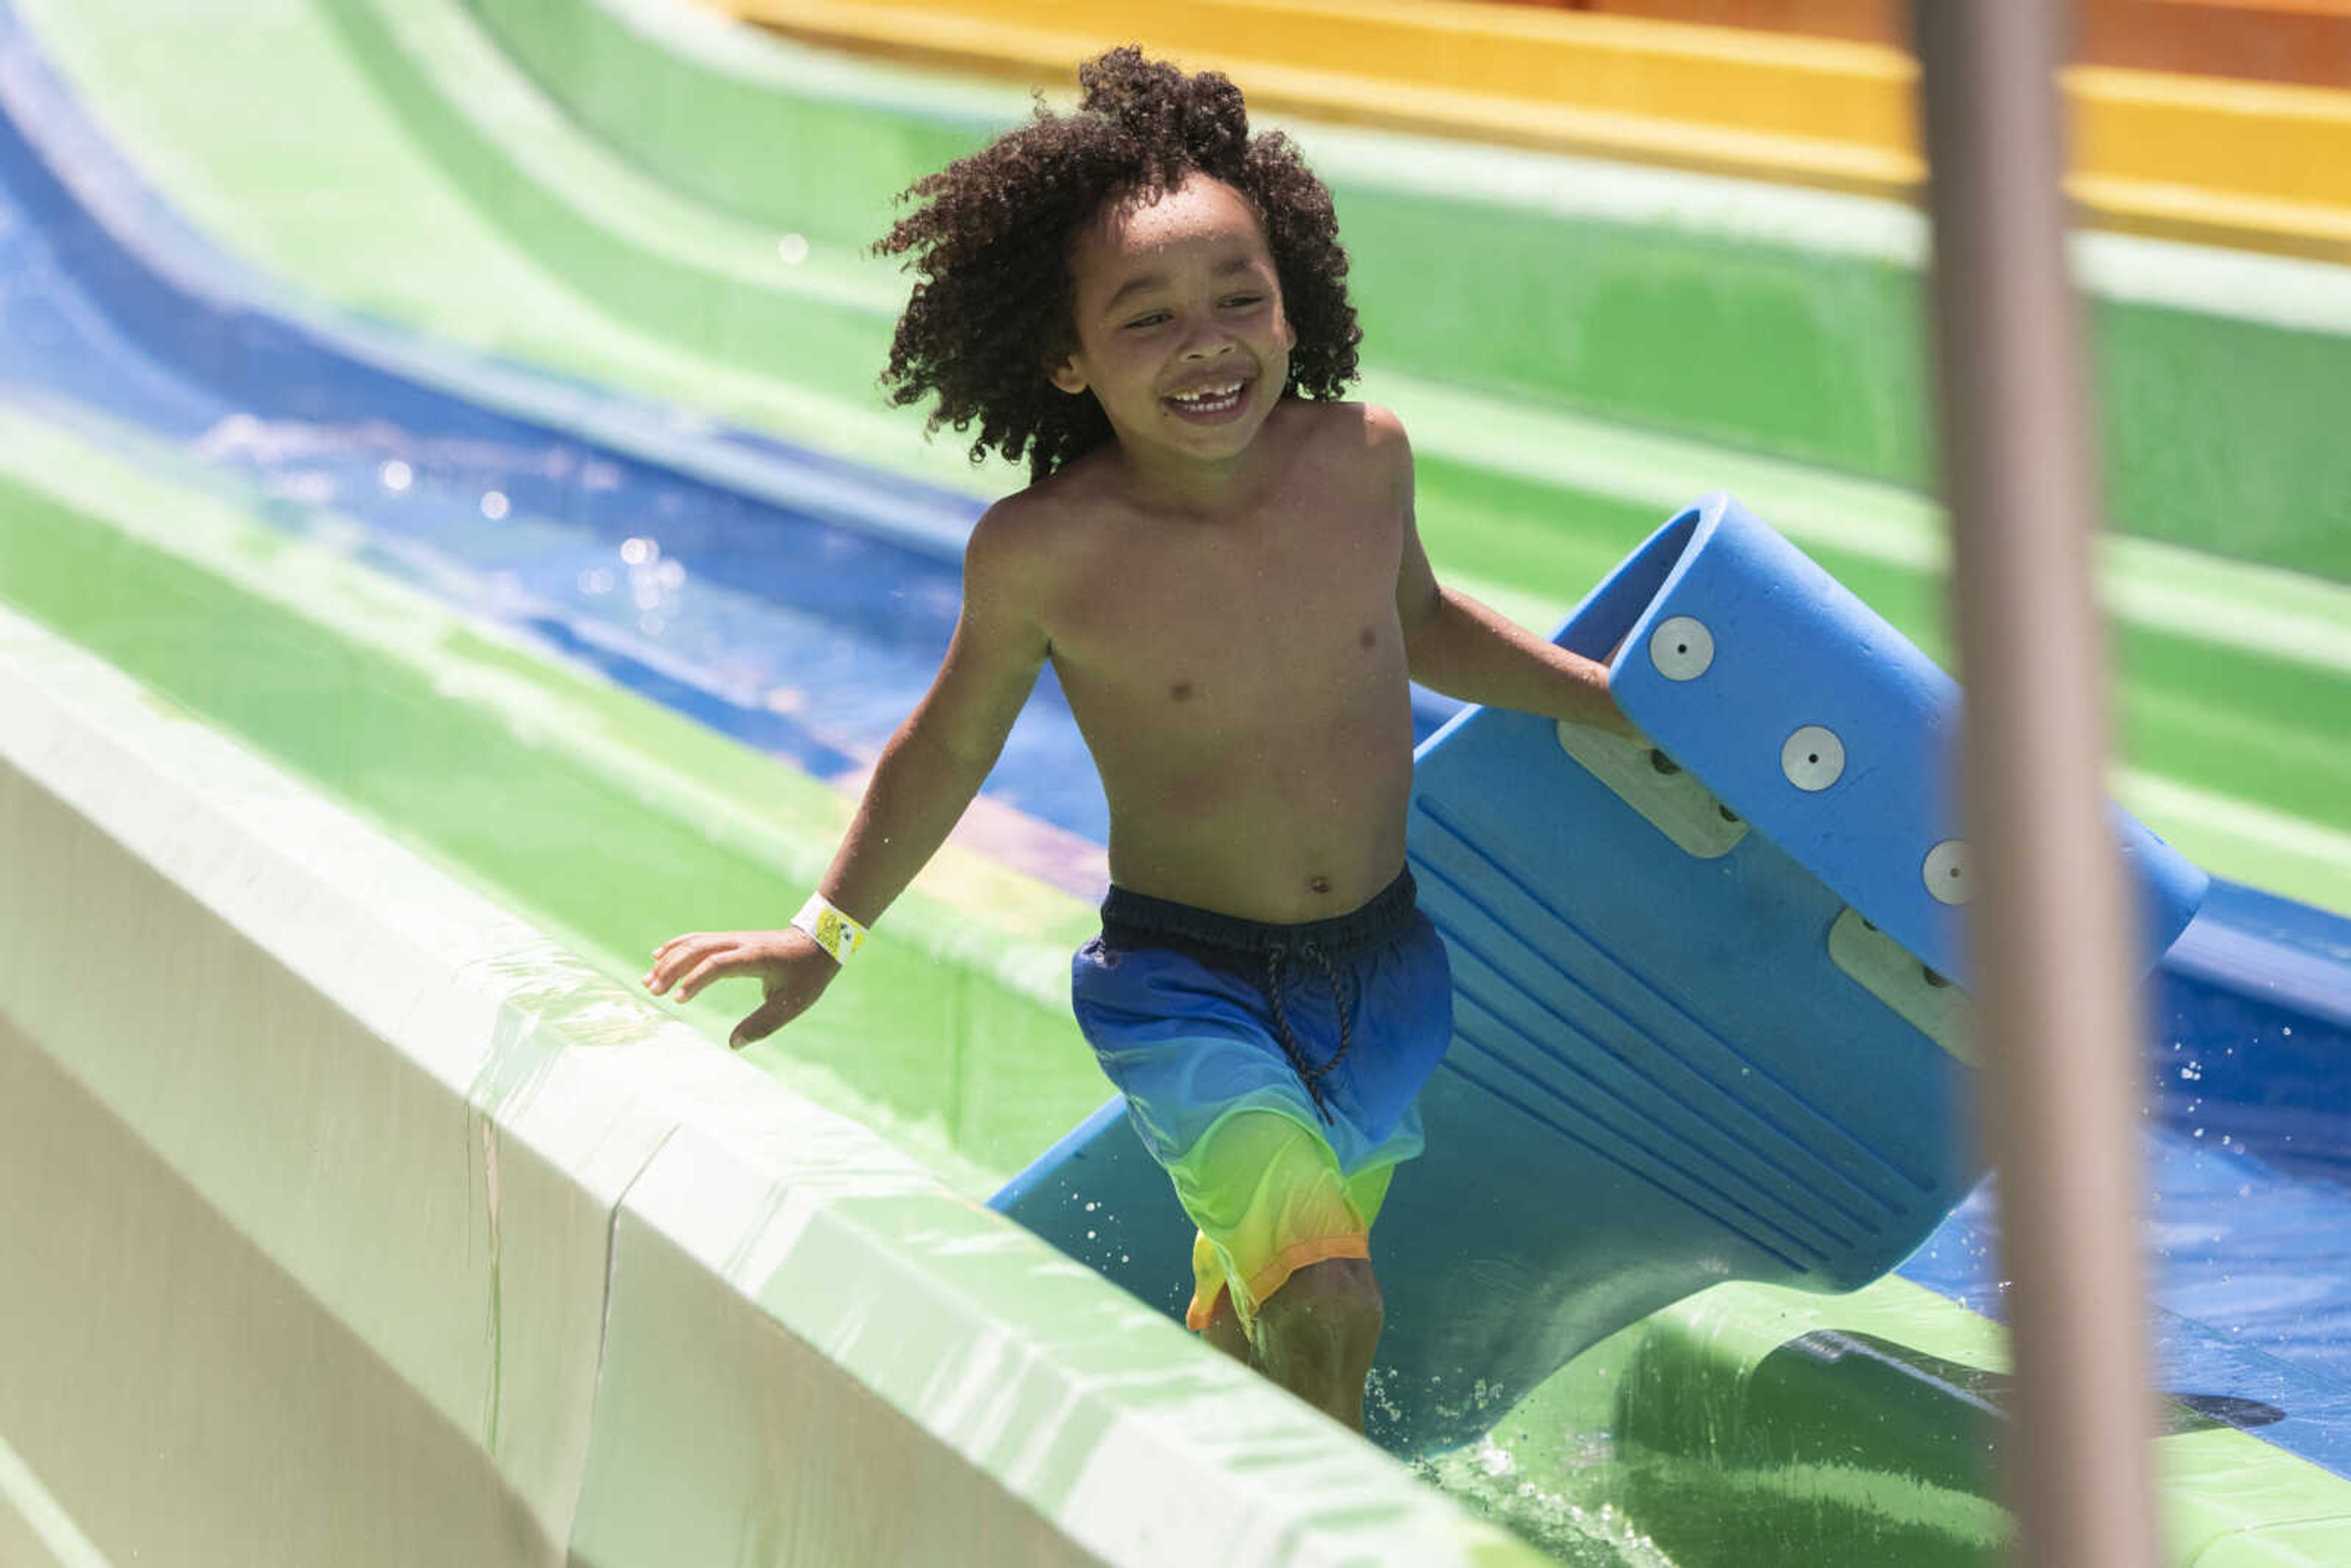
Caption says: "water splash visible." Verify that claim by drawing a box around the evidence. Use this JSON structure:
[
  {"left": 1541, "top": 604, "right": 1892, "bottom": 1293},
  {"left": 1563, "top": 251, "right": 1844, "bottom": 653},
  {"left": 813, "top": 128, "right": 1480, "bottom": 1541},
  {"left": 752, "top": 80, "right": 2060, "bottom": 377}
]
[{"left": 1418, "top": 1436, "right": 1680, "bottom": 1568}]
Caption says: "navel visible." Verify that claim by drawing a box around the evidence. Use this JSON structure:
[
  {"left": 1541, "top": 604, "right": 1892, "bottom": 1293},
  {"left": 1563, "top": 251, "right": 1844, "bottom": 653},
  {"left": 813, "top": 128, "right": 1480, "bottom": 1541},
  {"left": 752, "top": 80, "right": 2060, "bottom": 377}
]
[
  {"left": 1169, "top": 679, "right": 1195, "bottom": 702},
  {"left": 1309, "top": 875, "right": 1333, "bottom": 895},
  {"left": 1357, "top": 626, "right": 1376, "bottom": 649}
]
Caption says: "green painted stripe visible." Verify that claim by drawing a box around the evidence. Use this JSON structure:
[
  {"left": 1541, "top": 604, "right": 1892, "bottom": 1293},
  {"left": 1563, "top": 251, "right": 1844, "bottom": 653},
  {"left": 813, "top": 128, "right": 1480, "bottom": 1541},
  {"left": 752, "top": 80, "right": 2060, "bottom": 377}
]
[
  {"left": 315, "top": 0, "right": 906, "bottom": 354},
  {"left": 368, "top": 1, "right": 901, "bottom": 313},
  {"left": 1373, "top": 366, "right": 2351, "bottom": 678},
  {"left": 2117, "top": 769, "right": 2351, "bottom": 895},
  {"left": 465, "top": 0, "right": 1011, "bottom": 249},
  {"left": 1304, "top": 120, "right": 2351, "bottom": 340}
]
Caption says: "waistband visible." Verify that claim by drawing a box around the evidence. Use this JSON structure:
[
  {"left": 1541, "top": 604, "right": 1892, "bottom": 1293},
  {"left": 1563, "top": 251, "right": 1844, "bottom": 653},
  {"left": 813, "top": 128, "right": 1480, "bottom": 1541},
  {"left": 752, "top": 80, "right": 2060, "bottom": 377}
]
[{"left": 1098, "top": 868, "right": 1419, "bottom": 964}]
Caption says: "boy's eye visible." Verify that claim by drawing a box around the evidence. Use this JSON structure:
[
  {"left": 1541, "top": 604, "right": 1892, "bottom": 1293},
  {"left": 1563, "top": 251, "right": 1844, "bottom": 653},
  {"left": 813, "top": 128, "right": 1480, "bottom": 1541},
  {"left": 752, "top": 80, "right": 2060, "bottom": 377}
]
[
  {"left": 1123, "top": 312, "right": 1169, "bottom": 330},
  {"left": 1222, "top": 294, "right": 1266, "bottom": 309}
]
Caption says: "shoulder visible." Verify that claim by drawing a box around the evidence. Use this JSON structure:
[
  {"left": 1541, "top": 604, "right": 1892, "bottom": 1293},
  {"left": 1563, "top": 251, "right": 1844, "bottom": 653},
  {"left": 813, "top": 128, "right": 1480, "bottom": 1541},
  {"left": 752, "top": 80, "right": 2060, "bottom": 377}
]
[
  {"left": 965, "top": 486, "right": 1060, "bottom": 587},
  {"left": 1284, "top": 400, "right": 1412, "bottom": 506},
  {"left": 973, "top": 453, "right": 1104, "bottom": 542},
  {"left": 1283, "top": 397, "right": 1412, "bottom": 465},
  {"left": 961, "top": 472, "right": 1102, "bottom": 632},
  {"left": 1354, "top": 401, "right": 1412, "bottom": 460},
  {"left": 1264, "top": 396, "right": 1405, "bottom": 455}
]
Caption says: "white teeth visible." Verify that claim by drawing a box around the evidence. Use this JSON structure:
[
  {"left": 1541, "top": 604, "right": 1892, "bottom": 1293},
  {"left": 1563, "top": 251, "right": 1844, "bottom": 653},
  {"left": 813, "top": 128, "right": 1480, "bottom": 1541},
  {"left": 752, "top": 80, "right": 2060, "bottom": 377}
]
[{"left": 1169, "top": 381, "right": 1245, "bottom": 407}]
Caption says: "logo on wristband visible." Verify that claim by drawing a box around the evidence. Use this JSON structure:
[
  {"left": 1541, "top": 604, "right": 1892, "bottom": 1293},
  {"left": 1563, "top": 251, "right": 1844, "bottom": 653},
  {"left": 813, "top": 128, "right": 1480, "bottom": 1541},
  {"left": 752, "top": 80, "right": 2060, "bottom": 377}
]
[{"left": 792, "top": 894, "right": 868, "bottom": 964}]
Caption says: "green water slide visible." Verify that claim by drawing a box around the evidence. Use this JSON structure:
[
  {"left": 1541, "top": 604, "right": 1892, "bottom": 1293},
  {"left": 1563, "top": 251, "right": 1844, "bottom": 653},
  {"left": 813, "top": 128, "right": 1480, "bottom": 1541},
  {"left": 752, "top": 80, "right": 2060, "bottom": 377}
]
[{"left": 19, "top": 0, "right": 2351, "bottom": 917}]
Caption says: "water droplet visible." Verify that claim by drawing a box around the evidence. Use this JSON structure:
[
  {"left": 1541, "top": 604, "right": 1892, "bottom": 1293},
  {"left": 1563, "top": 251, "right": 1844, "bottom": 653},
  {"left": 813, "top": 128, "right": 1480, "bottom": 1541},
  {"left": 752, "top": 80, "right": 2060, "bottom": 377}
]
[
  {"left": 378, "top": 458, "right": 413, "bottom": 492},
  {"left": 776, "top": 232, "right": 810, "bottom": 265},
  {"left": 480, "top": 490, "right": 511, "bottom": 521}
]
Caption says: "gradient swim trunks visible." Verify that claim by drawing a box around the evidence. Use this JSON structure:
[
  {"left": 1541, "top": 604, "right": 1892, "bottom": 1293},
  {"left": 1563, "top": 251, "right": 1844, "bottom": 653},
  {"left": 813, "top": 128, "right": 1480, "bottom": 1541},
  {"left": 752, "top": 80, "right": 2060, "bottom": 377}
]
[{"left": 1070, "top": 869, "right": 1453, "bottom": 1340}]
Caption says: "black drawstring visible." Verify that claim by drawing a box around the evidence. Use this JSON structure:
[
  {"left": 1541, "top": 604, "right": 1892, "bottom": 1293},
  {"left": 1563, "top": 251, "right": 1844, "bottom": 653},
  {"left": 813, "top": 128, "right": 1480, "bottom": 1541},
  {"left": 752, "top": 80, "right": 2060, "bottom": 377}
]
[{"left": 1259, "top": 940, "right": 1351, "bottom": 1124}]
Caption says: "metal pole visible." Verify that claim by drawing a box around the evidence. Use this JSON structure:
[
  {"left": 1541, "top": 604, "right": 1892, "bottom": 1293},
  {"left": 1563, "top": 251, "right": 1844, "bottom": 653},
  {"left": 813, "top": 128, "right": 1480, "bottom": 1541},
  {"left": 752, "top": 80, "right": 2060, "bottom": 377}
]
[{"left": 1908, "top": 5, "right": 2163, "bottom": 1567}]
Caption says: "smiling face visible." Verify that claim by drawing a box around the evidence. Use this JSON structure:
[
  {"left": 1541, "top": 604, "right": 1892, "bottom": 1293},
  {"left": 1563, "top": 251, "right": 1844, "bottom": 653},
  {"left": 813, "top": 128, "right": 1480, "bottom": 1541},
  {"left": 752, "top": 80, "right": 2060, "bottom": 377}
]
[{"left": 1051, "top": 172, "right": 1296, "bottom": 480}]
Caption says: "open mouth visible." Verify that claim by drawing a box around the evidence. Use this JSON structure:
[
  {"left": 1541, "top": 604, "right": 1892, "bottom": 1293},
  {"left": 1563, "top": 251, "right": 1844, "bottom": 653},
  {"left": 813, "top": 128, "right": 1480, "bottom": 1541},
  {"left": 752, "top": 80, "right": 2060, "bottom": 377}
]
[{"left": 1162, "top": 378, "right": 1251, "bottom": 421}]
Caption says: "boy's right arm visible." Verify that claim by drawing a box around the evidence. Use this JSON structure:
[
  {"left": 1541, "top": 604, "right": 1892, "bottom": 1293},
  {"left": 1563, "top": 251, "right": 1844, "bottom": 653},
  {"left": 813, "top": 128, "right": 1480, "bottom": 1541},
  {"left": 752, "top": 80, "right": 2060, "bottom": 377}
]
[{"left": 642, "top": 503, "right": 1053, "bottom": 1048}]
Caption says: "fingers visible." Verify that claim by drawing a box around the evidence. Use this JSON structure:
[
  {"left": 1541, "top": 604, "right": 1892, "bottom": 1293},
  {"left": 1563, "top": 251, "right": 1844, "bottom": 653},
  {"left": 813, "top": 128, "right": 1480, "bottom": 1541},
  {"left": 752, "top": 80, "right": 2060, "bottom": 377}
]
[
  {"left": 643, "top": 933, "right": 729, "bottom": 997},
  {"left": 668, "top": 948, "right": 743, "bottom": 1006},
  {"left": 643, "top": 930, "right": 828, "bottom": 1049}
]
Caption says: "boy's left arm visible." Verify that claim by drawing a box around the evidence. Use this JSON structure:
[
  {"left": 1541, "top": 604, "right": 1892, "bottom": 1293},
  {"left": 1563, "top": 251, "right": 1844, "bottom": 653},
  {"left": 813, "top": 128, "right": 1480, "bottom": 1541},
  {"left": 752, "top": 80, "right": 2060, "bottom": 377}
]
[{"left": 1385, "top": 413, "right": 1633, "bottom": 734}]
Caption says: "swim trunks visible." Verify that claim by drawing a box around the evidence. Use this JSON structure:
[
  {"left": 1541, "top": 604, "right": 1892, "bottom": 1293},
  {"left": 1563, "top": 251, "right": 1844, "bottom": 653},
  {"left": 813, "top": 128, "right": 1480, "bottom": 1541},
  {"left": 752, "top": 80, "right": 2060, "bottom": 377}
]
[{"left": 1070, "top": 869, "right": 1453, "bottom": 1340}]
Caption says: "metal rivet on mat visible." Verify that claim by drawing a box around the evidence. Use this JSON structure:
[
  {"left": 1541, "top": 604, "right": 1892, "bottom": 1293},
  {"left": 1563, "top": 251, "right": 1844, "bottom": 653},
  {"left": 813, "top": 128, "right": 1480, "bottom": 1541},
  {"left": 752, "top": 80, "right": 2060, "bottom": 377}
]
[
  {"left": 1924, "top": 839, "right": 1971, "bottom": 905},
  {"left": 1780, "top": 726, "right": 1845, "bottom": 791},
  {"left": 1649, "top": 616, "right": 1713, "bottom": 680}
]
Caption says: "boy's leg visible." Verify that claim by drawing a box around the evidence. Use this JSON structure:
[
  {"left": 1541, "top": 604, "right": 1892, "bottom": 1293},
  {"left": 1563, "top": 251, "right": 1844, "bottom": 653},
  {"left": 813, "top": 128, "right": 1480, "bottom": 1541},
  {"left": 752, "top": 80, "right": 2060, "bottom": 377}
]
[
  {"left": 1196, "top": 1253, "right": 1385, "bottom": 1425},
  {"left": 1198, "top": 1286, "right": 1251, "bottom": 1362},
  {"left": 1251, "top": 1256, "right": 1384, "bottom": 1428},
  {"left": 1175, "top": 1114, "right": 1396, "bottom": 1430}
]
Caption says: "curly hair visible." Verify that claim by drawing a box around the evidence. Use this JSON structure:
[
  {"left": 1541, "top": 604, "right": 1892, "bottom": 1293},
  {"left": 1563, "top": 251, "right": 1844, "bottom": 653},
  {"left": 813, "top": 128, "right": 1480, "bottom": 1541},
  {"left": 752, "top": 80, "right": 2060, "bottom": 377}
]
[{"left": 875, "top": 48, "right": 1362, "bottom": 482}]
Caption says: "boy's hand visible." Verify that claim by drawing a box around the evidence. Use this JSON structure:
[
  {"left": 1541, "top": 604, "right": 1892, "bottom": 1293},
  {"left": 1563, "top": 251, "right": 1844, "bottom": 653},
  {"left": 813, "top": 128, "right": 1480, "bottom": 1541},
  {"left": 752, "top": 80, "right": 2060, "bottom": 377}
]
[{"left": 643, "top": 928, "right": 839, "bottom": 1049}]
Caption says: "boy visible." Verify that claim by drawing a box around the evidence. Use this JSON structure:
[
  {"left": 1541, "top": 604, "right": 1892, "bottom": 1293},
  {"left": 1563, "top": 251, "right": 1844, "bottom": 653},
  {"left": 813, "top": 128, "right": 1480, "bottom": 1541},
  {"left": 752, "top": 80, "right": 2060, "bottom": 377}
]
[{"left": 644, "top": 49, "right": 1624, "bottom": 1432}]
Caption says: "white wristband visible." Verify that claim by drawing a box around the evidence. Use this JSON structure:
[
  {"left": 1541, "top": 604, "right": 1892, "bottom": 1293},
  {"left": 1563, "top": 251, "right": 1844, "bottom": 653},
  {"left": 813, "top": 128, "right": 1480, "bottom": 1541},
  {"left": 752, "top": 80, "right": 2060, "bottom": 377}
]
[{"left": 791, "top": 893, "right": 869, "bottom": 965}]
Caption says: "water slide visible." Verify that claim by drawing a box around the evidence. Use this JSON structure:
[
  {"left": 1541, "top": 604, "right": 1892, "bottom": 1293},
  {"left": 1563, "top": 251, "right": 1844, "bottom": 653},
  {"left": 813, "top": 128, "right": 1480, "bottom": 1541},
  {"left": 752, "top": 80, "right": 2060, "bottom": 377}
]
[{"left": 2, "top": 0, "right": 2349, "bottom": 1562}]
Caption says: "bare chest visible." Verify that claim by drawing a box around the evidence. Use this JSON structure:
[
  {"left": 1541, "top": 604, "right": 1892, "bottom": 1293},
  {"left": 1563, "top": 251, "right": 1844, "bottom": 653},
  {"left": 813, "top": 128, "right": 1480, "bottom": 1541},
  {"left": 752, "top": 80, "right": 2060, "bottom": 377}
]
[{"left": 1048, "top": 497, "right": 1403, "bottom": 722}]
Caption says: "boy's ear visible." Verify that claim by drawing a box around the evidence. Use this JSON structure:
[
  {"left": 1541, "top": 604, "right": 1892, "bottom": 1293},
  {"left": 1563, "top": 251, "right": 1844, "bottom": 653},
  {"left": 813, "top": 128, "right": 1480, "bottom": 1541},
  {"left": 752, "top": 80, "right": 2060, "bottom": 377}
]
[{"left": 1048, "top": 355, "right": 1087, "bottom": 396}]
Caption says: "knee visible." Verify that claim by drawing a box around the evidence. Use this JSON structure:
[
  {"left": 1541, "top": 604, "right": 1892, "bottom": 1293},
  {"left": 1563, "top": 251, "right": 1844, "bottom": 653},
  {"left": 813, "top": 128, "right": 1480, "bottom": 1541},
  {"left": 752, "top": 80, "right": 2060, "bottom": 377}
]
[{"left": 1254, "top": 1257, "right": 1383, "bottom": 1371}]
